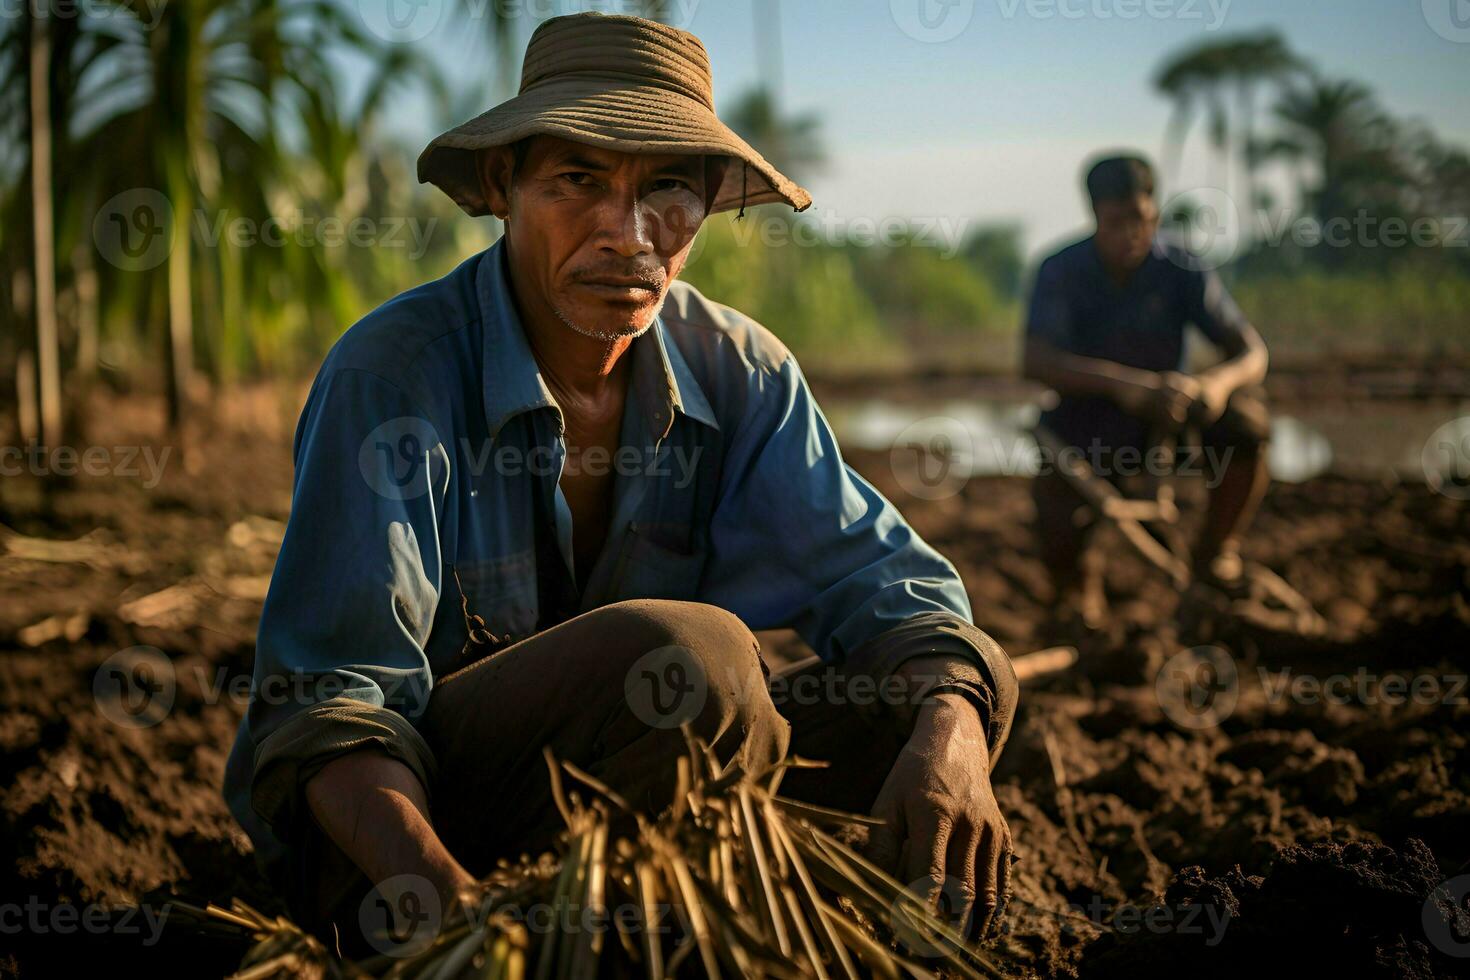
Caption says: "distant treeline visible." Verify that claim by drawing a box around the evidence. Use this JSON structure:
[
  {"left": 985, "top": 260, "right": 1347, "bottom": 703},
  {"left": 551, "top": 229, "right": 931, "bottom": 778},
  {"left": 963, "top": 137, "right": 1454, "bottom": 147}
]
[{"left": 2, "top": 10, "right": 1466, "bottom": 449}]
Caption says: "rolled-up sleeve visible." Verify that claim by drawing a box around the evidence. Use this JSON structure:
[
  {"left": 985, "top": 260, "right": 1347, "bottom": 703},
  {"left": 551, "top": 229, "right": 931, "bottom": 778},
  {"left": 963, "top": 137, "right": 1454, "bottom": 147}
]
[
  {"left": 246, "top": 367, "right": 448, "bottom": 841},
  {"left": 702, "top": 355, "right": 1017, "bottom": 749},
  {"left": 1187, "top": 265, "right": 1250, "bottom": 348}
]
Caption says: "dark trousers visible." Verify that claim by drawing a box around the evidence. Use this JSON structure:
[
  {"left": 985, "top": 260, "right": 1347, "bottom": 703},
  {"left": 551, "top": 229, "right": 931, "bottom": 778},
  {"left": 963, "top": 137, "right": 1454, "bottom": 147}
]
[
  {"left": 1032, "top": 386, "right": 1272, "bottom": 580},
  {"left": 306, "top": 599, "right": 911, "bottom": 951}
]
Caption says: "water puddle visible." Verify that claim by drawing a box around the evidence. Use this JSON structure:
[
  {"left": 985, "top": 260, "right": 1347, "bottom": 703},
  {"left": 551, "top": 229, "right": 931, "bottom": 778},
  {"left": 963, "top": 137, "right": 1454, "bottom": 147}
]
[{"left": 825, "top": 395, "right": 1468, "bottom": 485}]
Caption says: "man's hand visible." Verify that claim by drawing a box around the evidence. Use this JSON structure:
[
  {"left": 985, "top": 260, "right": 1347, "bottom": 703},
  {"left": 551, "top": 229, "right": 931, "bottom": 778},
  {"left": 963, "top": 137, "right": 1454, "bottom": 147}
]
[
  {"left": 1191, "top": 373, "right": 1233, "bottom": 427},
  {"left": 868, "top": 692, "right": 1013, "bottom": 941}
]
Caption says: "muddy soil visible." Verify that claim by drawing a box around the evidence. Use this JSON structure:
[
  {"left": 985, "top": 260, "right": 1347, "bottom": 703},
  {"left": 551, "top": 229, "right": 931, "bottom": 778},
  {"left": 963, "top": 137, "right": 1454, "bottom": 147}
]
[{"left": 1, "top": 385, "right": 1467, "bottom": 978}]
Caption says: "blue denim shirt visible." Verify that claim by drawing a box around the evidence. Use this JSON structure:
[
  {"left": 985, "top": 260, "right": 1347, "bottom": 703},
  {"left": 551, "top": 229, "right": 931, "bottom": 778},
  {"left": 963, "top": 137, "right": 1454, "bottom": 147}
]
[{"left": 224, "top": 240, "right": 979, "bottom": 871}]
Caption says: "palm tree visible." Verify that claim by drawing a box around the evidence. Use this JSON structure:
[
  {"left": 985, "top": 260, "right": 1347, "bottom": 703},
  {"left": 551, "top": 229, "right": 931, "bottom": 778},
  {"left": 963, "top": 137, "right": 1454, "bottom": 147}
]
[
  {"left": 724, "top": 89, "right": 824, "bottom": 183},
  {"left": 70, "top": 0, "right": 435, "bottom": 419},
  {"left": 1155, "top": 32, "right": 1301, "bottom": 209},
  {"left": 1155, "top": 39, "right": 1231, "bottom": 188},
  {"left": 1266, "top": 78, "right": 1403, "bottom": 224}
]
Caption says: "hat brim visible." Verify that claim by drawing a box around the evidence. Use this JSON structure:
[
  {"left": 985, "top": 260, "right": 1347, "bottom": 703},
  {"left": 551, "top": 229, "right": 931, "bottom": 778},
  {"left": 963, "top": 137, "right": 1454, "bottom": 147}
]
[{"left": 417, "top": 79, "right": 813, "bottom": 217}]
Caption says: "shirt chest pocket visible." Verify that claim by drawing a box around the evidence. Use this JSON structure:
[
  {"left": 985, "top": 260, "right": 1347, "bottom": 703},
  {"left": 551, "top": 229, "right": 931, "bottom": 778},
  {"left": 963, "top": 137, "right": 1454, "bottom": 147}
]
[
  {"left": 611, "top": 521, "right": 707, "bottom": 601},
  {"left": 448, "top": 548, "right": 539, "bottom": 641}
]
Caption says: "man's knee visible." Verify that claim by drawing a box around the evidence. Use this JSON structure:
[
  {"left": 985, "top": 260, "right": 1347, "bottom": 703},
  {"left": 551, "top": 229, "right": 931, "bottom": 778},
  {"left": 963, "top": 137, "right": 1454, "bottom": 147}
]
[
  {"left": 598, "top": 599, "right": 778, "bottom": 741},
  {"left": 1205, "top": 388, "right": 1271, "bottom": 459},
  {"left": 598, "top": 599, "right": 759, "bottom": 673}
]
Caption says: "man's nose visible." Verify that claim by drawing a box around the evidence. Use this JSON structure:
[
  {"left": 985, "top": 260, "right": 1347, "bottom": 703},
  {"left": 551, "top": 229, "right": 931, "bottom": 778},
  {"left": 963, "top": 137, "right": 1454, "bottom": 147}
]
[{"left": 595, "top": 191, "right": 655, "bottom": 258}]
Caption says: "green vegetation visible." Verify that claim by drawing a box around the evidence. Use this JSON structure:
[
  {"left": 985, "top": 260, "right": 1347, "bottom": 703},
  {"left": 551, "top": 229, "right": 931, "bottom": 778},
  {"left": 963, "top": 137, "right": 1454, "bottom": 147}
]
[
  {"left": 680, "top": 215, "right": 1021, "bottom": 369},
  {"left": 2, "top": 11, "right": 1467, "bottom": 451},
  {"left": 1234, "top": 266, "right": 1470, "bottom": 360},
  {"left": 1154, "top": 30, "right": 1470, "bottom": 357}
]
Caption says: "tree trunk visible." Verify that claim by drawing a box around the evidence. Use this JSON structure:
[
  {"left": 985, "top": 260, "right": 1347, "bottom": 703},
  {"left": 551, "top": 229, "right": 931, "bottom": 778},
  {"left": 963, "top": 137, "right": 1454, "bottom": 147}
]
[
  {"left": 73, "top": 242, "right": 99, "bottom": 383},
  {"left": 1161, "top": 99, "right": 1192, "bottom": 190},
  {"left": 30, "top": 9, "right": 61, "bottom": 452},
  {"left": 164, "top": 162, "right": 193, "bottom": 429}
]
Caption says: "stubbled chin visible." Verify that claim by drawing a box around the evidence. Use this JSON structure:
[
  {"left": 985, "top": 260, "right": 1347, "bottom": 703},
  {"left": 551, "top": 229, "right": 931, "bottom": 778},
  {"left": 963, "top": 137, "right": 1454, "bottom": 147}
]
[
  {"left": 555, "top": 298, "right": 666, "bottom": 340},
  {"left": 563, "top": 295, "right": 667, "bottom": 338}
]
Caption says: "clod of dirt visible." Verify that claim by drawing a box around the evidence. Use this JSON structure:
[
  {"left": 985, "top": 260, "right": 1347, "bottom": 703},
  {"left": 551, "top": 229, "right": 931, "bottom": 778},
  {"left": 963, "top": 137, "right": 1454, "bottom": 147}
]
[{"left": 1079, "top": 838, "right": 1464, "bottom": 979}]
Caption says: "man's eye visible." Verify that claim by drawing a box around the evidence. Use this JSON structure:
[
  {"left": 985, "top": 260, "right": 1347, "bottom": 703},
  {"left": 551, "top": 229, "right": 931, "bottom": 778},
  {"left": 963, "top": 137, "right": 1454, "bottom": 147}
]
[
  {"left": 651, "top": 178, "right": 692, "bottom": 193},
  {"left": 561, "top": 172, "right": 592, "bottom": 186}
]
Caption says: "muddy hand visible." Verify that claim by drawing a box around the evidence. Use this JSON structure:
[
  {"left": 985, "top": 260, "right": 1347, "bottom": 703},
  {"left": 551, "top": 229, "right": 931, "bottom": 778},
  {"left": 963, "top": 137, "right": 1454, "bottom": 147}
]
[{"left": 868, "top": 691, "right": 1013, "bottom": 942}]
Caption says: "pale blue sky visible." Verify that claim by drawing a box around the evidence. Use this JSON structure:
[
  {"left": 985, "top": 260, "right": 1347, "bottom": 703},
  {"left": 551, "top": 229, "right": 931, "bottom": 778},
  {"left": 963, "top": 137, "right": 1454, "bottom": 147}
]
[{"left": 359, "top": 0, "right": 1470, "bottom": 257}]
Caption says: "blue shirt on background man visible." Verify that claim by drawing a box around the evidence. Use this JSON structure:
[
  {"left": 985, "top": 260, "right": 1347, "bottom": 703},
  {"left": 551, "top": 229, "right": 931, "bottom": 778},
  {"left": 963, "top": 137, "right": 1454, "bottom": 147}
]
[{"left": 1026, "top": 235, "right": 1251, "bottom": 452}]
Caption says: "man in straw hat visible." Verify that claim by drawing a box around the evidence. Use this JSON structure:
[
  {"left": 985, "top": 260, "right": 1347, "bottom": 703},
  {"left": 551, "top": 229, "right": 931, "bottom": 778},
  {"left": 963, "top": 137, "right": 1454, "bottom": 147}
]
[{"left": 225, "top": 10, "right": 1018, "bottom": 953}]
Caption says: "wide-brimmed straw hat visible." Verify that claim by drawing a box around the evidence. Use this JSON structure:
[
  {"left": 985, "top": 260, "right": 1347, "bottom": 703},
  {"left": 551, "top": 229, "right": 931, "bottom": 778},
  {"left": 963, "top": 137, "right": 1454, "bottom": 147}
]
[{"left": 418, "top": 12, "right": 812, "bottom": 217}]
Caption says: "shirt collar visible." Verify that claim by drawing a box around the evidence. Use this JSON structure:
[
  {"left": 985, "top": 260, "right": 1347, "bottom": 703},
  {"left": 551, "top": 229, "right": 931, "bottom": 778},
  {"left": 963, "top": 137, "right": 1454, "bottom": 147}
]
[
  {"left": 1083, "top": 233, "right": 1165, "bottom": 285},
  {"left": 476, "top": 240, "right": 720, "bottom": 441},
  {"left": 637, "top": 311, "right": 720, "bottom": 439}
]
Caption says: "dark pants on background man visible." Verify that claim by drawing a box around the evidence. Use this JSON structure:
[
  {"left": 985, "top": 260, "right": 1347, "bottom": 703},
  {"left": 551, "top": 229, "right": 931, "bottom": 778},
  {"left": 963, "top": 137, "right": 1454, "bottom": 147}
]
[{"left": 1032, "top": 387, "right": 1272, "bottom": 582}]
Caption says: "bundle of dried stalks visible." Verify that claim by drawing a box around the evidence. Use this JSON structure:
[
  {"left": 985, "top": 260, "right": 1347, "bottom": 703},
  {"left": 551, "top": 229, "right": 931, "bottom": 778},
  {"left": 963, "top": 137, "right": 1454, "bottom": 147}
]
[{"left": 207, "top": 731, "right": 1004, "bottom": 979}]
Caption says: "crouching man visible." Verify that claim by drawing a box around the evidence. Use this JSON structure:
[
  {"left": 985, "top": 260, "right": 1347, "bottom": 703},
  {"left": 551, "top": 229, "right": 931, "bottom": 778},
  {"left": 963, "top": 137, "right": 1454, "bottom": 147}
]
[
  {"left": 223, "top": 12, "right": 1018, "bottom": 954},
  {"left": 1022, "top": 154, "right": 1271, "bottom": 612}
]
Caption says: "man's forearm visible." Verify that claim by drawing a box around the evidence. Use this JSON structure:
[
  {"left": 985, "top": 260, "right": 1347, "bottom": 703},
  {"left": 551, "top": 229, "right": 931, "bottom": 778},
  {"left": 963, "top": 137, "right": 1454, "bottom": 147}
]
[
  {"left": 1023, "top": 339, "right": 1157, "bottom": 408},
  {"left": 304, "top": 750, "right": 475, "bottom": 911},
  {"left": 1197, "top": 331, "right": 1268, "bottom": 396},
  {"left": 894, "top": 653, "right": 990, "bottom": 733},
  {"left": 844, "top": 614, "right": 1017, "bottom": 762}
]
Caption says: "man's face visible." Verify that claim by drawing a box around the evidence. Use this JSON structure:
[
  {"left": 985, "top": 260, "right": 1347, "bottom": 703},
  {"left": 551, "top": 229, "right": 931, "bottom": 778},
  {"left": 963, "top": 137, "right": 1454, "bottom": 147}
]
[
  {"left": 490, "top": 136, "right": 713, "bottom": 341},
  {"left": 1092, "top": 192, "right": 1158, "bottom": 271}
]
